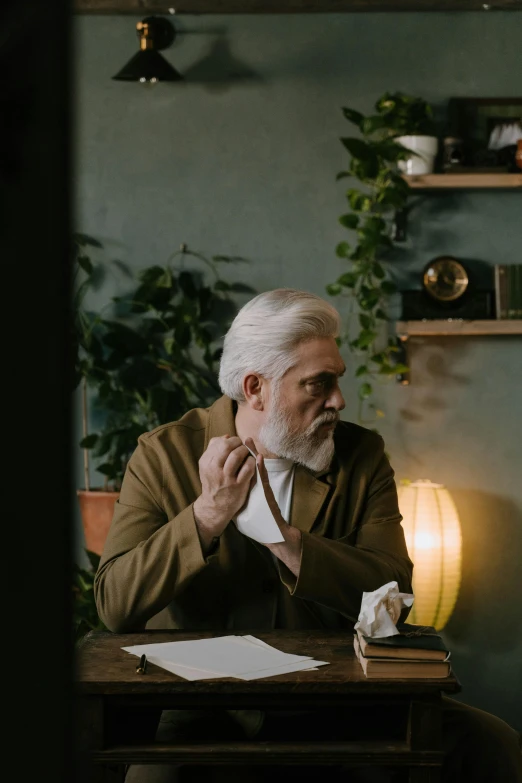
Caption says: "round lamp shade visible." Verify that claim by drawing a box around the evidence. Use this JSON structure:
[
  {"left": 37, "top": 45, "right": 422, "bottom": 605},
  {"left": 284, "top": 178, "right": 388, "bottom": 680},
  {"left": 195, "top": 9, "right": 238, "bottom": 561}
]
[{"left": 397, "top": 479, "right": 462, "bottom": 630}]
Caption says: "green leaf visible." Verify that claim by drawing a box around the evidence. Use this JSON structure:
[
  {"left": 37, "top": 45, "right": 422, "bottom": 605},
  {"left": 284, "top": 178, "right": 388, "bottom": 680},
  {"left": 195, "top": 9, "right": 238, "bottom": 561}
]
[
  {"left": 381, "top": 280, "right": 397, "bottom": 295},
  {"left": 351, "top": 157, "right": 379, "bottom": 180},
  {"left": 374, "top": 140, "right": 413, "bottom": 162},
  {"left": 364, "top": 217, "right": 386, "bottom": 234},
  {"left": 336, "top": 171, "right": 351, "bottom": 181},
  {"left": 339, "top": 214, "right": 359, "bottom": 230},
  {"left": 393, "top": 363, "right": 410, "bottom": 374},
  {"left": 79, "top": 434, "right": 98, "bottom": 448},
  {"left": 228, "top": 282, "right": 256, "bottom": 293},
  {"left": 338, "top": 271, "right": 358, "bottom": 288},
  {"left": 359, "top": 313, "right": 372, "bottom": 329},
  {"left": 335, "top": 241, "right": 351, "bottom": 258},
  {"left": 346, "top": 190, "right": 367, "bottom": 212},
  {"left": 178, "top": 271, "right": 199, "bottom": 297},
  {"left": 85, "top": 550, "right": 101, "bottom": 571},
  {"left": 138, "top": 265, "right": 167, "bottom": 285},
  {"left": 376, "top": 188, "right": 408, "bottom": 208},
  {"left": 156, "top": 269, "right": 173, "bottom": 288},
  {"left": 357, "top": 329, "right": 378, "bottom": 348},
  {"left": 77, "top": 255, "right": 93, "bottom": 275},
  {"left": 74, "top": 233, "right": 103, "bottom": 248},
  {"left": 379, "top": 364, "right": 408, "bottom": 375},
  {"left": 373, "top": 263, "right": 385, "bottom": 279},
  {"left": 341, "top": 108, "right": 364, "bottom": 128},
  {"left": 359, "top": 289, "right": 381, "bottom": 310},
  {"left": 361, "top": 115, "right": 388, "bottom": 135},
  {"left": 375, "top": 308, "right": 388, "bottom": 320},
  {"left": 341, "top": 137, "right": 375, "bottom": 161},
  {"left": 326, "top": 283, "right": 342, "bottom": 296},
  {"left": 358, "top": 382, "right": 373, "bottom": 400},
  {"left": 355, "top": 365, "right": 368, "bottom": 377}
]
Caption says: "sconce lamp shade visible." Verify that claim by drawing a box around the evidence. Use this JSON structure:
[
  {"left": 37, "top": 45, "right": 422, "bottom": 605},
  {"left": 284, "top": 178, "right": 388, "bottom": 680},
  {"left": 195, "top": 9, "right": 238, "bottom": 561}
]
[
  {"left": 112, "top": 50, "right": 183, "bottom": 83},
  {"left": 397, "top": 479, "right": 462, "bottom": 631},
  {"left": 112, "top": 16, "right": 183, "bottom": 83}
]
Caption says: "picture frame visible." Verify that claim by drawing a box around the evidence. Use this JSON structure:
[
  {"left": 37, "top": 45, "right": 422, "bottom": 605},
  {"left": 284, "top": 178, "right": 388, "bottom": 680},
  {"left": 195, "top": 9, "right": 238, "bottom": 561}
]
[{"left": 446, "top": 97, "right": 522, "bottom": 172}]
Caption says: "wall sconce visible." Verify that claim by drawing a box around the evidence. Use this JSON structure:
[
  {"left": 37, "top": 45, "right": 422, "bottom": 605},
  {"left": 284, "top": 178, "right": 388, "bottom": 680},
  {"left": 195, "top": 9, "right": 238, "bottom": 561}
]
[
  {"left": 112, "top": 16, "right": 183, "bottom": 83},
  {"left": 397, "top": 479, "right": 462, "bottom": 630}
]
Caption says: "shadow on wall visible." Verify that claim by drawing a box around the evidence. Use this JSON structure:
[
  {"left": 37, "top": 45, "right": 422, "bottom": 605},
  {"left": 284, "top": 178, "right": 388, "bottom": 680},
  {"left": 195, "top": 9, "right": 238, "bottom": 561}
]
[
  {"left": 441, "top": 490, "right": 522, "bottom": 730},
  {"left": 183, "top": 35, "right": 265, "bottom": 93}
]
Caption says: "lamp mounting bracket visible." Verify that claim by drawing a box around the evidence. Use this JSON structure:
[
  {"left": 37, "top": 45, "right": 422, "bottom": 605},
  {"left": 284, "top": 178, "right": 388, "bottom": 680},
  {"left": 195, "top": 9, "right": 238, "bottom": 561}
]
[{"left": 137, "top": 16, "right": 176, "bottom": 50}]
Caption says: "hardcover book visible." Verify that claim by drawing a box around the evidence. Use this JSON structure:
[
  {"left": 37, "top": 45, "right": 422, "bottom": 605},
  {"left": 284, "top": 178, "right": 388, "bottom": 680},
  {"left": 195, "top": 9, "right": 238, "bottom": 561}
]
[
  {"left": 494, "top": 264, "right": 508, "bottom": 319},
  {"left": 494, "top": 263, "right": 522, "bottom": 319},
  {"left": 353, "top": 635, "right": 451, "bottom": 679},
  {"left": 356, "top": 623, "right": 449, "bottom": 661}
]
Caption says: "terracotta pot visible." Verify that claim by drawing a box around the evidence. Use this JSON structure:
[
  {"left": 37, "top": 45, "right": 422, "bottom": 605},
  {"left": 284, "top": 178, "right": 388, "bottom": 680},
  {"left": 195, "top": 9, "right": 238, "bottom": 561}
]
[{"left": 77, "top": 489, "right": 119, "bottom": 556}]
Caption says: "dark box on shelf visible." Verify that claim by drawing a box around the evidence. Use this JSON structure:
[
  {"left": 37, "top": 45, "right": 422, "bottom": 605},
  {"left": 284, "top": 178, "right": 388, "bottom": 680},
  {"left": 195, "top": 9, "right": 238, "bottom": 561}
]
[{"left": 400, "top": 290, "right": 494, "bottom": 320}]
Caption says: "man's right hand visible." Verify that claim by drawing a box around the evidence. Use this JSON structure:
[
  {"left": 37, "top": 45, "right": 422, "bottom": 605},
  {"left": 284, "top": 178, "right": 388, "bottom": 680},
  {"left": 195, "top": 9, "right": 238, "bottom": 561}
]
[{"left": 193, "top": 435, "right": 256, "bottom": 550}]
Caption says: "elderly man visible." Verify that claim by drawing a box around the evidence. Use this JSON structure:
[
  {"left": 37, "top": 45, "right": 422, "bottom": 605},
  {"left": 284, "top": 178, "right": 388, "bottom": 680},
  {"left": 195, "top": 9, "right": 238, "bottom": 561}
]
[{"left": 94, "top": 288, "right": 521, "bottom": 783}]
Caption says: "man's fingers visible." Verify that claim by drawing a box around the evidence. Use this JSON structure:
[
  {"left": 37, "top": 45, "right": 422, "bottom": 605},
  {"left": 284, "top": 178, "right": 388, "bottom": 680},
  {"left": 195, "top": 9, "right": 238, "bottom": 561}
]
[
  {"left": 223, "top": 444, "right": 252, "bottom": 477},
  {"left": 236, "top": 454, "right": 256, "bottom": 484},
  {"left": 207, "top": 436, "right": 244, "bottom": 468}
]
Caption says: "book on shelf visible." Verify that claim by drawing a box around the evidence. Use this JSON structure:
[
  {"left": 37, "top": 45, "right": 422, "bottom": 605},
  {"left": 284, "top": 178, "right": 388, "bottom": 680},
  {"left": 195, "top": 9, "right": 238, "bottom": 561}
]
[
  {"left": 353, "top": 635, "right": 451, "bottom": 680},
  {"left": 494, "top": 264, "right": 522, "bottom": 319},
  {"left": 355, "top": 623, "right": 449, "bottom": 662}
]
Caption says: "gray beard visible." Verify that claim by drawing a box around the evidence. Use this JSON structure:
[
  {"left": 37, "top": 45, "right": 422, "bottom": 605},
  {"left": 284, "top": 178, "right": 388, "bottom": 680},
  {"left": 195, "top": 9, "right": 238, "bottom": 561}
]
[{"left": 259, "top": 401, "right": 338, "bottom": 473}]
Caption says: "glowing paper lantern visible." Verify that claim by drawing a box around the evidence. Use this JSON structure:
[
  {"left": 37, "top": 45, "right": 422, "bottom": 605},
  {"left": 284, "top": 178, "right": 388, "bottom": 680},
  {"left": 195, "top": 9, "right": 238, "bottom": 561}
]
[{"left": 397, "top": 479, "right": 462, "bottom": 631}]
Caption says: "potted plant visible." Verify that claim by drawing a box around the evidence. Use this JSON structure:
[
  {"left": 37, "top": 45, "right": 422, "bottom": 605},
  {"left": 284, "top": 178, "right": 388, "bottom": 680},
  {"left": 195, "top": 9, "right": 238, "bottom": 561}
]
[
  {"left": 375, "top": 91, "right": 439, "bottom": 175},
  {"left": 73, "top": 236, "right": 255, "bottom": 557},
  {"left": 326, "top": 92, "right": 417, "bottom": 422}
]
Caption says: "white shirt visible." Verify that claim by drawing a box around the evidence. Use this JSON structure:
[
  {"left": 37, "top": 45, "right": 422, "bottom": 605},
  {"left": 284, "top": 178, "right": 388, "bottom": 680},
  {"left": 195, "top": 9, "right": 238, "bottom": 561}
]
[{"left": 235, "top": 457, "right": 296, "bottom": 557}]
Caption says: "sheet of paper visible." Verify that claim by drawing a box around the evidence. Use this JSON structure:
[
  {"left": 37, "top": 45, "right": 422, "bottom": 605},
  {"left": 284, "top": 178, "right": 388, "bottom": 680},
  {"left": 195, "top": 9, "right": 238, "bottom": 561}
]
[
  {"left": 233, "top": 451, "right": 285, "bottom": 544},
  {"left": 236, "top": 659, "right": 328, "bottom": 681},
  {"left": 122, "top": 635, "right": 327, "bottom": 680},
  {"left": 122, "top": 634, "right": 313, "bottom": 677},
  {"left": 148, "top": 655, "right": 327, "bottom": 681},
  {"left": 242, "top": 635, "right": 318, "bottom": 668}
]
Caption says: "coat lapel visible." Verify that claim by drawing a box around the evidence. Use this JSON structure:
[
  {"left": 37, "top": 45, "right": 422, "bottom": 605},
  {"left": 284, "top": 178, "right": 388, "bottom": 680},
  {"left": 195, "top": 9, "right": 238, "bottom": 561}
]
[{"left": 289, "top": 465, "right": 330, "bottom": 534}]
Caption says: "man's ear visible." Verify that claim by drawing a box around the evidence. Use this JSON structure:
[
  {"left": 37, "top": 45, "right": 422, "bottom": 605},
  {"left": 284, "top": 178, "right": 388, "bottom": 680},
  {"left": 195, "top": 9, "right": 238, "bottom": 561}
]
[{"left": 242, "top": 373, "right": 265, "bottom": 411}]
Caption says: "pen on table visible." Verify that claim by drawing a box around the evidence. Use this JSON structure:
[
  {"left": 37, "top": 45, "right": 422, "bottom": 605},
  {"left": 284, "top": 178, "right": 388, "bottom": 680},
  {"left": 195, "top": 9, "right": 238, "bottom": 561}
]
[{"left": 136, "top": 654, "right": 147, "bottom": 674}]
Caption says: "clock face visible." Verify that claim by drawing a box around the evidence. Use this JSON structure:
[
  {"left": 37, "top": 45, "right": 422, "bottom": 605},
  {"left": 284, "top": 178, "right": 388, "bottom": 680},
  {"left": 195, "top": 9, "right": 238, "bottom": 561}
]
[{"left": 422, "top": 257, "right": 469, "bottom": 302}]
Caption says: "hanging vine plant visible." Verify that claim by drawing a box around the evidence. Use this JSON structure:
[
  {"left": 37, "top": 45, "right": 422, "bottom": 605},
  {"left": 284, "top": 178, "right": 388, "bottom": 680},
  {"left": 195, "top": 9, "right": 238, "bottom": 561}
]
[{"left": 327, "top": 92, "right": 434, "bottom": 423}]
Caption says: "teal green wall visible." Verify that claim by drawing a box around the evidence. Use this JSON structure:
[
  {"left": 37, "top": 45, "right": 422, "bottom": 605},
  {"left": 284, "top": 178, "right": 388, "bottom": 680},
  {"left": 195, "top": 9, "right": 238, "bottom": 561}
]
[{"left": 74, "top": 12, "right": 522, "bottom": 729}]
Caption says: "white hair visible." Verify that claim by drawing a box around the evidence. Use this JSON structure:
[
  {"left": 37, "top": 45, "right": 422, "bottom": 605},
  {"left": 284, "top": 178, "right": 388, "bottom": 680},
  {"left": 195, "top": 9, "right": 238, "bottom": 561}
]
[{"left": 218, "top": 288, "right": 342, "bottom": 402}]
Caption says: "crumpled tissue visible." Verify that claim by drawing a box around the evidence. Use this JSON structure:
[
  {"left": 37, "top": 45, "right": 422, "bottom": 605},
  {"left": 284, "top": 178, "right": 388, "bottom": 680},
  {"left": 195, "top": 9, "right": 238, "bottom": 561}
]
[{"left": 354, "top": 580, "right": 415, "bottom": 638}]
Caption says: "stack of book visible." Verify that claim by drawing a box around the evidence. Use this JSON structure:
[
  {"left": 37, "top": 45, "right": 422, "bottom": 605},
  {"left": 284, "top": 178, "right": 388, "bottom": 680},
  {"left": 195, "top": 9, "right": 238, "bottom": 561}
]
[
  {"left": 353, "top": 623, "right": 451, "bottom": 679},
  {"left": 494, "top": 264, "right": 522, "bottom": 319}
]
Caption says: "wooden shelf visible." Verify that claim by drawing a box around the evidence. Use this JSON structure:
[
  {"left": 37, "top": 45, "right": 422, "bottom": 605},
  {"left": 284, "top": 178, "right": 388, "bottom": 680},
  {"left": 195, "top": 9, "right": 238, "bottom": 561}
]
[
  {"left": 73, "top": 1, "right": 521, "bottom": 14},
  {"left": 403, "top": 173, "right": 522, "bottom": 189},
  {"left": 396, "top": 319, "right": 522, "bottom": 339}
]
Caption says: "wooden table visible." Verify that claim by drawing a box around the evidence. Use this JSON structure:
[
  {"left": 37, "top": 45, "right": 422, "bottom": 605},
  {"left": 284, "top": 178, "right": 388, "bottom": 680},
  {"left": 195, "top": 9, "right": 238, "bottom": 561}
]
[{"left": 74, "top": 629, "right": 461, "bottom": 783}]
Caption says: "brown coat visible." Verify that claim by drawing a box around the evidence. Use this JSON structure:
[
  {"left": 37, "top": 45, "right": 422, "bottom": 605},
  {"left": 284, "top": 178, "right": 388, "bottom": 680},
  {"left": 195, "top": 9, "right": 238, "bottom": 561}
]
[{"left": 94, "top": 395, "right": 413, "bottom": 633}]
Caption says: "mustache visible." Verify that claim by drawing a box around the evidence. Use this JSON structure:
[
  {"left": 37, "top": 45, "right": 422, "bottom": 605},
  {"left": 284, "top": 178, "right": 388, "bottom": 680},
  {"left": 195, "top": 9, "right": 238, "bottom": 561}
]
[{"left": 307, "top": 411, "right": 340, "bottom": 433}]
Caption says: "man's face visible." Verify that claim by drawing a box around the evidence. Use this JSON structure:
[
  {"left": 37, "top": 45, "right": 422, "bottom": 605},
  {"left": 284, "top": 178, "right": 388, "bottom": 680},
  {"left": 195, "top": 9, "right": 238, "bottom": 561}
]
[{"left": 258, "top": 336, "right": 346, "bottom": 472}]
